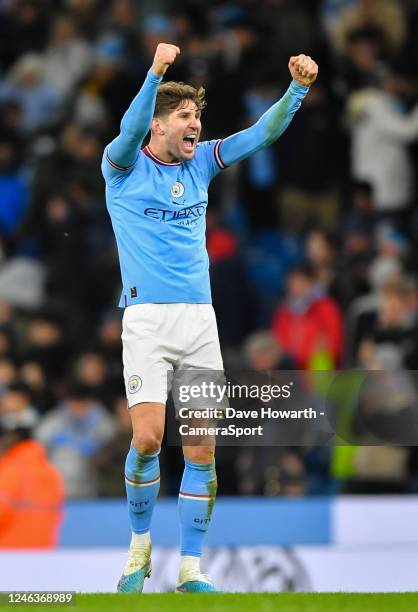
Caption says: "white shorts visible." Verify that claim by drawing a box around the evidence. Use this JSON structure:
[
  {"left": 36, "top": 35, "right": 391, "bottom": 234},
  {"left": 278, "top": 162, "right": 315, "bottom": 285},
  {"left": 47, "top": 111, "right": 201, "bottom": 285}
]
[{"left": 122, "top": 303, "right": 224, "bottom": 407}]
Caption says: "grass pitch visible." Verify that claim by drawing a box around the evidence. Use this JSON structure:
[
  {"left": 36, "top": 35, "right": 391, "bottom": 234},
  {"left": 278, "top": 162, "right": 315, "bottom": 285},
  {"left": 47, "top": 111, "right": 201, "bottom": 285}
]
[{"left": 2, "top": 593, "right": 418, "bottom": 611}]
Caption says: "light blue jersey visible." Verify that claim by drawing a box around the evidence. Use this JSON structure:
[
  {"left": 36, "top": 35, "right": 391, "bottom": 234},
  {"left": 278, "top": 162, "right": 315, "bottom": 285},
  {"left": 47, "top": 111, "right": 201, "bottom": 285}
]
[
  {"left": 102, "top": 70, "right": 308, "bottom": 307},
  {"left": 102, "top": 138, "right": 225, "bottom": 305}
]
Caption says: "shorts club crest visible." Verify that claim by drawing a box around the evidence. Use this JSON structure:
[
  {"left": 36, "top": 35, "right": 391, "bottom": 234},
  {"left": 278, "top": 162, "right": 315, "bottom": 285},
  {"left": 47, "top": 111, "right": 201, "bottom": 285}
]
[
  {"left": 122, "top": 303, "right": 223, "bottom": 407},
  {"left": 127, "top": 375, "right": 142, "bottom": 394}
]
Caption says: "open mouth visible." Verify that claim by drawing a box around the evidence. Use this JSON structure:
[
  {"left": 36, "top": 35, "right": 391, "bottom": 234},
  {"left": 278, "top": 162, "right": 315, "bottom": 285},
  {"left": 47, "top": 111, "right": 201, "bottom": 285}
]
[{"left": 182, "top": 134, "right": 197, "bottom": 152}]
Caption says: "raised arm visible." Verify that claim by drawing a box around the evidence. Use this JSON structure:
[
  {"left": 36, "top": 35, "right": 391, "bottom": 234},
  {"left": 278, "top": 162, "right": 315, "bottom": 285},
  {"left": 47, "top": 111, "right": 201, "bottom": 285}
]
[
  {"left": 220, "top": 54, "right": 318, "bottom": 166},
  {"left": 106, "top": 43, "right": 180, "bottom": 170}
]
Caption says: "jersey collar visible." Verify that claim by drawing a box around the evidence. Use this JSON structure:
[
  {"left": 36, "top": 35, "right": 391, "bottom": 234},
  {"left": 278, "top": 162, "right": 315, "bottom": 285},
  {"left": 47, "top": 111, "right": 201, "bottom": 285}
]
[{"left": 142, "top": 145, "right": 182, "bottom": 166}]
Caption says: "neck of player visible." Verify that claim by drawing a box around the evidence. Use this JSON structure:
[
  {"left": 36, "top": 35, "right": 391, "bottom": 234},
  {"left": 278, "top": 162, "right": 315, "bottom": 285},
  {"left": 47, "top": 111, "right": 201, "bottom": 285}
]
[{"left": 148, "top": 138, "right": 181, "bottom": 163}]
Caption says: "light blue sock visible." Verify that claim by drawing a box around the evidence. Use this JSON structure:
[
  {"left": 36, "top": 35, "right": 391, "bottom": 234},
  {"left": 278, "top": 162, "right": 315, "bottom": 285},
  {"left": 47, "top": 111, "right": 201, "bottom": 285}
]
[
  {"left": 125, "top": 444, "right": 160, "bottom": 534},
  {"left": 178, "top": 460, "right": 217, "bottom": 557}
]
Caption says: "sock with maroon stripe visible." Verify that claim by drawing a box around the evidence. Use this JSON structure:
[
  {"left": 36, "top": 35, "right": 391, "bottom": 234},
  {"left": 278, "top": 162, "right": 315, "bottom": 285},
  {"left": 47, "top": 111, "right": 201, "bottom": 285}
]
[
  {"left": 178, "top": 460, "right": 217, "bottom": 559},
  {"left": 125, "top": 444, "right": 160, "bottom": 534}
]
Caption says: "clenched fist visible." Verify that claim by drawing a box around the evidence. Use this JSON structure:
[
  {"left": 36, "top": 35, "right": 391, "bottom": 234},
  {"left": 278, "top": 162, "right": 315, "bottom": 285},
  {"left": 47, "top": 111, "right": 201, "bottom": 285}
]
[
  {"left": 288, "top": 54, "right": 318, "bottom": 87},
  {"left": 151, "top": 43, "right": 180, "bottom": 77}
]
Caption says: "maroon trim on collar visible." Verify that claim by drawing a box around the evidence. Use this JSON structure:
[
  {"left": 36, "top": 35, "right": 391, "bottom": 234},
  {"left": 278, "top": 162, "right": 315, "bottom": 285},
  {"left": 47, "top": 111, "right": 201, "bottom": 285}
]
[{"left": 142, "top": 145, "right": 182, "bottom": 166}]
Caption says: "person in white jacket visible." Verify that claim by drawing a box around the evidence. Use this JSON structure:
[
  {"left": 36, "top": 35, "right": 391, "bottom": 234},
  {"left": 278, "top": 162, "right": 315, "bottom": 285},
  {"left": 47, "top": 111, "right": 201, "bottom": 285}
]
[{"left": 347, "top": 78, "right": 418, "bottom": 216}]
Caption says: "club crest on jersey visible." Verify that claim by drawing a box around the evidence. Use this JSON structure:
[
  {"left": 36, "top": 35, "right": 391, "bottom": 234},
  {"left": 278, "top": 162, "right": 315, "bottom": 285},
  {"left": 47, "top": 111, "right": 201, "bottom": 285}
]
[
  {"left": 171, "top": 182, "right": 185, "bottom": 198},
  {"left": 128, "top": 375, "right": 142, "bottom": 394}
]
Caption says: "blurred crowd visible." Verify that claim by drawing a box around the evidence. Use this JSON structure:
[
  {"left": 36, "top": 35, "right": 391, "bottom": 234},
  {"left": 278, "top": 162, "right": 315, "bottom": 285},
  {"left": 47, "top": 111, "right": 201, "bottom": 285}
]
[{"left": 1, "top": 0, "right": 418, "bottom": 500}]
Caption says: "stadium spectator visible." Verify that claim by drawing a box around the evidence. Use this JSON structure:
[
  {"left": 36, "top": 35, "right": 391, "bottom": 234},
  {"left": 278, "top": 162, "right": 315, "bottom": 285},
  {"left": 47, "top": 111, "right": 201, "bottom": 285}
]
[
  {"left": 342, "top": 181, "right": 376, "bottom": 261},
  {"left": 94, "top": 394, "right": 132, "bottom": 497},
  {"left": 0, "top": 136, "right": 28, "bottom": 242},
  {"left": 340, "top": 364, "right": 416, "bottom": 494},
  {"left": 0, "top": 358, "right": 17, "bottom": 391},
  {"left": 243, "top": 331, "right": 294, "bottom": 371},
  {"left": 43, "top": 15, "right": 93, "bottom": 96},
  {"left": 21, "top": 309, "right": 70, "bottom": 386},
  {"left": 36, "top": 383, "right": 115, "bottom": 498},
  {"left": 78, "top": 35, "right": 140, "bottom": 133},
  {"left": 356, "top": 280, "right": 417, "bottom": 369},
  {"left": 367, "top": 225, "right": 408, "bottom": 290},
  {"left": 0, "top": 0, "right": 50, "bottom": 72},
  {"left": 19, "top": 361, "right": 53, "bottom": 413},
  {"left": 71, "top": 351, "right": 110, "bottom": 406},
  {"left": 67, "top": 0, "right": 100, "bottom": 40},
  {"left": 239, "top": 83, "right": 281, "bottom": 230},
  {"left": 279, "top": 84, "right": 341, "bottom": 231},
  {"left": 331, "top": 0, "right": 407, "bottom": 55},
  {"left": 0, "top": 403, "right": 64, "bottom": 548},
  {"left": 95, "top": 310, "right": 123, "bottom": 383},
  {"left": 271, "top": 263, "right": 344, "bottom": 369},
  {"left": 0, "top": 329, "right": 12, "bottom": 357},
  {"left": 304, "top": 228, "right": 346, "bottom": 303},
  {"left": 346, "top": 76, "right": 418, "bottom": 224},
  {"left": 334, "top": 26, "right": 386, "bottom": 94},
  {"left": 24, "top": 124, "right": 105, "bottom": 257},
  {"left": 235, "top": 446, "right": 309, "bottom": 498},
  {"left": 107, "top": 0, "right": 138, "bottom": 50},
  {"left": 207, "top": 218, "right": 259, "bottom": 352},
  {"left": 0, "top": 381, "right": 38, "bottom": 427},
  {"left": 0, "top": 53, "right": 62, "bottom": 133}
]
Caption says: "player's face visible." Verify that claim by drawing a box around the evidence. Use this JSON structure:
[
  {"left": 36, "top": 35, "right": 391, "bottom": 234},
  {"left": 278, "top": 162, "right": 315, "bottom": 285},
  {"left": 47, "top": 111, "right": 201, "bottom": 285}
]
[{"left": 163, "top": 100, "right": 202, "bottom": 161}]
